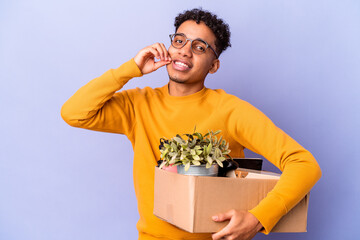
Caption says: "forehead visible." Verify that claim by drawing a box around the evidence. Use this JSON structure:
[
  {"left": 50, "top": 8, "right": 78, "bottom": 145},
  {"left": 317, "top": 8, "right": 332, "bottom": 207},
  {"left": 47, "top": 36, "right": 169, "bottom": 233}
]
[{"left": 176, "top": 20, "right": 216, "bottom": 45}]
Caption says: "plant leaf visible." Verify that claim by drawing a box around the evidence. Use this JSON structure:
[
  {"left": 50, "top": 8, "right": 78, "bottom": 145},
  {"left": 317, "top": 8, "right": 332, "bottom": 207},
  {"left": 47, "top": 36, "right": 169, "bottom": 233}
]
[
  {"left": 203, "top": 146, "right": 208, "bottom": 155},
  {"left": 195, "top": 150, "right": 203, "bottom": 155},
  {"left": 194, "top": 132, "right": 203, "bottom": 140},
  {"left": 207, "top": 155, "right": 213, "bottom": 165},
  {"left": 207, "top": 143, "right": 212, "bottom": 155},
  {"left": 223, "top": 150, "right": 231, "bottom": 154},
  {"left": 213, "top": 130, "right": 221, "bottom": 135},
  {"left": 189, "top": 139, "right": 197, "bottom": 148},
  {"left": 206, "top": 162, "right": 211, "bottom": 168},
  {"left": 173, "top": 137, "right": 183, "bottom": 145},
  {"left": 216, "top": 159, "right": 223, "bottom": 167},
  {"left": 192, "top": 160, "right": 201, "bottom": 165},
  {"left": 185, "top": 134, "right": 194, "bottom": 140},
  {"left": 159, "top": 161, "right": 166, "bottom": 169},
  {"left": 215, "top": 148, "right": 221, "bottom": 158},
  {"left": 185, "top": 162, "right": 191, "bottom": 171},
  {"left": 160, "top": 148, "right": 168, "bottom": 159},
  {"left": 169, "top": 154, "right": 178, "bottom": 164}
]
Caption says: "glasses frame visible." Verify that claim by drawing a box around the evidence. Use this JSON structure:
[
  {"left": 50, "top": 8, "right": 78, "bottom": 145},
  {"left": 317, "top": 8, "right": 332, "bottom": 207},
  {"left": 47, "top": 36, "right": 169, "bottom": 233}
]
[{"left": 169, "top": 33, "right": 219, "bottom": 59}]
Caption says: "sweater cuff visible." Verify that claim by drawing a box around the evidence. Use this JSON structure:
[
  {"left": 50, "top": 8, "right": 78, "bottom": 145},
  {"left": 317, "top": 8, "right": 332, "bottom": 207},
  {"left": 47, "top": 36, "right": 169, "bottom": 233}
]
[
  {"left": 248, "top": 193, "right": 288, "bottom": 234},
  {"left": 111, "top": 58, "right": 143, "bottom": 85}
]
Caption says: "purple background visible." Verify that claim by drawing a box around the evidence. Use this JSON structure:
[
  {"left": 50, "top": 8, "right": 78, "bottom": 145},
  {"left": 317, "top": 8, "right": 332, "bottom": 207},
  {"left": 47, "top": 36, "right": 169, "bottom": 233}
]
[{"left": 1, "top": 0, "right": 359, "bottom": 239}]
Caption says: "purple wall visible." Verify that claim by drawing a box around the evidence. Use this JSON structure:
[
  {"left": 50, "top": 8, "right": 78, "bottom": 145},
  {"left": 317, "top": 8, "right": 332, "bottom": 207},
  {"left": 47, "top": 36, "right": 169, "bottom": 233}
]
[{"left": 1, "top": 0, "right": 359, "bottom": 239}]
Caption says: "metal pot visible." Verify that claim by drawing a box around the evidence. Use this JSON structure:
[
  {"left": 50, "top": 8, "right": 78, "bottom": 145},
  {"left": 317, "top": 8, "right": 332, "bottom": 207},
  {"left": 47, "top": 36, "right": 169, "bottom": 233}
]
[{"left": 177, "top": 164, "right": 219, "bottom": 177}]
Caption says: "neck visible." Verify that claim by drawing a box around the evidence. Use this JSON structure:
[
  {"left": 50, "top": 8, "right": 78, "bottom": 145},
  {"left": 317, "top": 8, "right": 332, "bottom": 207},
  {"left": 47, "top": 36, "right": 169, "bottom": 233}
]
[{"left": 168, "top": 81, "right": 205, "bottom": 97}]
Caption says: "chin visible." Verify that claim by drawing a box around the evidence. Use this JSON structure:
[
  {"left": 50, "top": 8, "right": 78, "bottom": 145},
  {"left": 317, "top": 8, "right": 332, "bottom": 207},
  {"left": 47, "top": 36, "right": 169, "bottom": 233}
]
[
  {"left": 167, "top": 65, "right": 190, "bottom": 84},
  {"left": 168, "top": 74, "right": 187, "bottom": 84}
]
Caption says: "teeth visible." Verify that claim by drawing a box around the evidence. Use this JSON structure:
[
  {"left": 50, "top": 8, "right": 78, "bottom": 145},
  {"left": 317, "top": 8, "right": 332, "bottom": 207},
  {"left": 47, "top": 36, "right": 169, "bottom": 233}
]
[{"left": 175, "top": 61, "right": 189, "bottom": 68}]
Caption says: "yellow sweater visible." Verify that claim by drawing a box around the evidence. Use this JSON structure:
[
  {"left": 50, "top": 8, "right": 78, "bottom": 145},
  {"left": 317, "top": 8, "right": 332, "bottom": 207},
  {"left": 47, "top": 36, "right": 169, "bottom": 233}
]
[{"left": 61, "top": 58, "right": 321, "bottom": 239}]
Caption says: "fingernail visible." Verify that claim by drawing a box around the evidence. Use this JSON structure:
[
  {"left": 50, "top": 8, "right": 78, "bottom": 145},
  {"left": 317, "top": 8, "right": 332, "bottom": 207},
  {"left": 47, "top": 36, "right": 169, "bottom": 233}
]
[{"left": 212, "top": 216, "right": 218, "bottom": 221}]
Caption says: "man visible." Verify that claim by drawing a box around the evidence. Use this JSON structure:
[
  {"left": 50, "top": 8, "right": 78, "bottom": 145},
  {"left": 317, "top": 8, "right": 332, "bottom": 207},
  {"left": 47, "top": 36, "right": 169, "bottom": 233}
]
[{"left": 61, "top": 8, "right": 321, "bottom": 240}]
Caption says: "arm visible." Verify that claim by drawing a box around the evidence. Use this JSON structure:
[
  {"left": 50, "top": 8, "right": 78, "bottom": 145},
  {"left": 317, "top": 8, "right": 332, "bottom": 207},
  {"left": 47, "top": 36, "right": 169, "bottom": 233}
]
[
  {"left": 61, "top": 43, "right": 171, "bottom": 135},
  {"left": 233, "top": 101, "right": 322, "bottom": 233},
  {"left": 212, "top": 99, "right": 321, "bottom": 239}
]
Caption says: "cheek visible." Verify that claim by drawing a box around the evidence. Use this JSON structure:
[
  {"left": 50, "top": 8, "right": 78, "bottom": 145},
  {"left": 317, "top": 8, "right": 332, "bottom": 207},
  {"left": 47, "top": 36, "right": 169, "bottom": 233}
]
[
  {"left": 168, "top": 47, "right": 176, "bottom": 58},
  {"left": 197, "top": 59, "right": 213, "bottom": 72}
]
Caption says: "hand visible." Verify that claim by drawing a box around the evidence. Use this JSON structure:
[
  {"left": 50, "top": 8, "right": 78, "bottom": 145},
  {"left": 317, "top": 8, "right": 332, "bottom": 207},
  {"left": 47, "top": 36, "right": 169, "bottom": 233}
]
[
  {"left": 212, "top": 210, "right": 263, "bottom": 240},
  {"left": 134, "top": 43, "right": 172, "bottom": 75}
]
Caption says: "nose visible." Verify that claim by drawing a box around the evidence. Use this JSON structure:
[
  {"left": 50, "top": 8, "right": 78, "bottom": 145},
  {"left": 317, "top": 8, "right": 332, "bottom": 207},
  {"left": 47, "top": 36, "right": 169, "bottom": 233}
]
[{"left": 178, "top": 39, "right": 193, "bottom": 57}]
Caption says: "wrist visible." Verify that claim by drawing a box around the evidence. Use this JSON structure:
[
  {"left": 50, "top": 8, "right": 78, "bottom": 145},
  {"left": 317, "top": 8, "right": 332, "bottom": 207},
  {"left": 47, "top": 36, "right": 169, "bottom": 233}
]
[
  {"left": 256, "top": 221, "right": 264, "bottom": 232},
  {"left": 248, "top": 211, "right": 263, "bottom": 232}
]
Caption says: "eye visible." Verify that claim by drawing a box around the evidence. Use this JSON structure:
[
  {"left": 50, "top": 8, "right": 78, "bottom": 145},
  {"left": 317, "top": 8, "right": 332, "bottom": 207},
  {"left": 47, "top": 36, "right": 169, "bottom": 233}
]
[
  {"left": 193, "top": 41, "right": 207, "bottom": 53},
  {"left": 175, "top": 39, "right": 183, "bottom": 44},
  {"left": 195, "top": 45, "right": 205, "bottom": 52}
]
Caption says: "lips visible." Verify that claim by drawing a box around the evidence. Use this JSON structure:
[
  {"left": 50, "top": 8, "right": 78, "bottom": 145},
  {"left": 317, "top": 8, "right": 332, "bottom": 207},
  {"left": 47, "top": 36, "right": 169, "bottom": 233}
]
[{"left": 172, "top": 59, "right": 192, "bottom": 71}]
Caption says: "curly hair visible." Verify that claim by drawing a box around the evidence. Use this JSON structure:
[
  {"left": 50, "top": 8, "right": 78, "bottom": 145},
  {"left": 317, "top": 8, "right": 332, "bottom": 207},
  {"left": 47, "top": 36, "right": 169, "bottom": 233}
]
[{"left": 174, "top": 8, "right": 231, "bottom": 57}]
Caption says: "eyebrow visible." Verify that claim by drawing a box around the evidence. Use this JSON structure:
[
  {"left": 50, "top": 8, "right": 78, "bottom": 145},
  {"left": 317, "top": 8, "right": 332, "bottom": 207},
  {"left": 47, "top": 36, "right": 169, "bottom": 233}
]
[{"left": 176, "top": 32, "right": 211, "bottom": 44}]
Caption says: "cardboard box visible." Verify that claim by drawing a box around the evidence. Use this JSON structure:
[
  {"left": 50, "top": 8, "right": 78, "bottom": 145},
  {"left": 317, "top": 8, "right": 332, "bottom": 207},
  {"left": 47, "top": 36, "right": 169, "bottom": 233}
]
[{"left": 153, "top": 167, "right": 309, "bottom": 233}]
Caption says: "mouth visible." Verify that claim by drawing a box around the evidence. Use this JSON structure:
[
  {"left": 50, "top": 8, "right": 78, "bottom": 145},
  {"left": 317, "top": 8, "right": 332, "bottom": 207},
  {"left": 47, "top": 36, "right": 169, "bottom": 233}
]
[{"left": 172, "top": 60, "right": 192, "bottom": 71}]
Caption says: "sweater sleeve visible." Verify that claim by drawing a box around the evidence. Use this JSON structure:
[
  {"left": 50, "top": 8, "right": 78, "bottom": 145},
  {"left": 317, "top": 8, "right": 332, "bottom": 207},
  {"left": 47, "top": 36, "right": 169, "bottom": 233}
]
[
  {"left": 61, "top": 58, "right": 143, "bottom": 136},
  {"left": 226, "top": 98, "right": 322, "bottom": 234}
]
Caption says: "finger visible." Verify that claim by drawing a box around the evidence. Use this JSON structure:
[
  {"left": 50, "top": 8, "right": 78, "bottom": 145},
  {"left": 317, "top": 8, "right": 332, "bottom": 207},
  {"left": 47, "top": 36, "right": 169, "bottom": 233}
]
[
  {"left": 153, "top": 59, "right": 171, "bottom": 70},
  {"left": 152, "top": 43, "right": 165, "bottom": 61},
  {"left": 212, "top": 230, "right": 230, "bottom": 240},
  {"left": 147, "top": 47, "right": 161, "bottom": 60},
  {"left": 211, "top": 210, "right": 236, "bottom": 240},
  {"left": 158, "top": 43, "right": 167, "bottom": 60},
  {"left": 212, "top": 209, "right": 235, "bottom": 222},
  {"left": 160, "top": 43, "right": 171, "bottom": 61},
  {"left": 212, "top": 221, "right": 234, "bottom": 240},
  {"left": 212, "top": 219, "right": 237, "bottom": 240}
]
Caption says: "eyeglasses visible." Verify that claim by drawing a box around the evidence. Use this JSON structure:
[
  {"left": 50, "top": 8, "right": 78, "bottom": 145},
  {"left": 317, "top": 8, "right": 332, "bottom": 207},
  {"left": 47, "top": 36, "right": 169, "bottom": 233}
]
[{"left": 169, "top": 33, "right": 219, "bottom": 59}]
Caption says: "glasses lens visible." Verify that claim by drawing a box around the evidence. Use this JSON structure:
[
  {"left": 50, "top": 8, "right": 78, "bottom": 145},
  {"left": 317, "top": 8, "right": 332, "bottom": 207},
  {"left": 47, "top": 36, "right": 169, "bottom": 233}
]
[
  {"left": 172, "top": 34, "right": 186, "bottom": 48},
  {"left": 192, "top": 40, "right": 207, "bottom": 54}
]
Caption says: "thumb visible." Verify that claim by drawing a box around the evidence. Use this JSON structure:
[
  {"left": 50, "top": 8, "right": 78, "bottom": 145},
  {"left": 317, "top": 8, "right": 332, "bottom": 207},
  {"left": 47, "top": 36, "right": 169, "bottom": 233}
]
[
  {"left": 153, "top": 59, "right": 171, "bottom": 71},
  {"left": 212, "top": 210, "right": 235, "bottom": 222}
]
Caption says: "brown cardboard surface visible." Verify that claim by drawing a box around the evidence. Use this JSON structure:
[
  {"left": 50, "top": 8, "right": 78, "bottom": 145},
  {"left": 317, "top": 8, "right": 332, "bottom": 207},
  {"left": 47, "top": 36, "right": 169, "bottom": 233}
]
[
  {"left": 153, "top": 167, "right": 309, "bottom": 233},
  {"left": 153, "top": 169, "right": 195, "bottom": 231}
]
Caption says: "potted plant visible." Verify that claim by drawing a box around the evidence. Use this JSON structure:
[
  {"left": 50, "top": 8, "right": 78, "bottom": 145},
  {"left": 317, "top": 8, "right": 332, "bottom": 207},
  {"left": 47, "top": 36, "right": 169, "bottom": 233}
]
[{"left": 158, "top": 129, "right": 233, "bottom": 176}]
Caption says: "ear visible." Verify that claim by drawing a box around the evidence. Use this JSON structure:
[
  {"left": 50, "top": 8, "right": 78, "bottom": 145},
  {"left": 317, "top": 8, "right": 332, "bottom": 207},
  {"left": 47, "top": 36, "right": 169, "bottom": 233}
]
[{"left": 209, "top": 59, "right": 220, "bottom": 74}]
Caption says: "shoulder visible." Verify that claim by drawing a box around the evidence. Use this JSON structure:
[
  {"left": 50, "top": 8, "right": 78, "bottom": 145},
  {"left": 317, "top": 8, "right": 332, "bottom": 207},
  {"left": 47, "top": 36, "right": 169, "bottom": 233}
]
[
  {"left": 122, "top": 85, "right": 165, "bottom": 101},
  {"left": 207, "top": 88, "right": 269, "bottom": 120},
  {"left": 207, "top": 88, "right": 252, "bottom": 108}
]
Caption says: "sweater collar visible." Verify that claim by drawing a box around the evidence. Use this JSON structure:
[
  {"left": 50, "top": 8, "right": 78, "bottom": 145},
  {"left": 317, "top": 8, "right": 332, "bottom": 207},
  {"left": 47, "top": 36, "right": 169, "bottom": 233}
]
[{"left": 160, "top": 83, "right": 209, "bottom": 103}]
